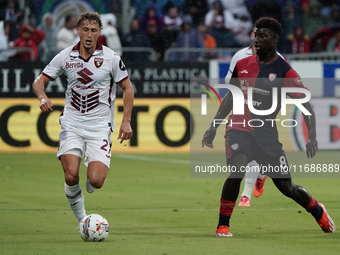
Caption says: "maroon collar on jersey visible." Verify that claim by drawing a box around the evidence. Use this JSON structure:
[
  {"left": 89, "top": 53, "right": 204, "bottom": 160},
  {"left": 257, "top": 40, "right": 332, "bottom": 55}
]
[{"left": 70, "top": 42, "right": 103, "bottom": 62}]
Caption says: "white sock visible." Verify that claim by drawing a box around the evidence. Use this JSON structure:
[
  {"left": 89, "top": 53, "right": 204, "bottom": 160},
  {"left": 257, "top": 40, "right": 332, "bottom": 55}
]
[
  {"left": 241, "top": 161, "right": 260, "bottom": 199},
  {"left": 257, "top": 173, "right": 266, "bottom": 180},
  {"left": 64, "top": 183, "right": 86, "bottom": 223}
]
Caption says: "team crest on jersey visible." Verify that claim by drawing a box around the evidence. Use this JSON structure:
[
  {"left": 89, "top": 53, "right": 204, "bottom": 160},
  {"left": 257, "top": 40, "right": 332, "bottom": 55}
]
[
  {"left": 269, "top": 73, "right": 277, "bottom": 81},
  {"left": 231, "top": 143, "right": 239, "bottom": 150},
  {"left": 94, "top": 58, "right": 104, "bottom": 68},
  {"left": 295, "top": 77, "right": 302, "bottom": 85}
]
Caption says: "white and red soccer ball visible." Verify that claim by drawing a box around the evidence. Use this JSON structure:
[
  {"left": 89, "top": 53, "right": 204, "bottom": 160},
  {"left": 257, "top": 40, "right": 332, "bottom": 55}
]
[{"left": 79, "top": 214, "right": 109, "bottom": 242}]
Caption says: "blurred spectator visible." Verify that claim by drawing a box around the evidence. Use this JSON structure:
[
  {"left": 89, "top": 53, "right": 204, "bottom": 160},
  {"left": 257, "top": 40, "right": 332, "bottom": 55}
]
[
  {"left": 204, "top": 0, "right": 239, "bottom": 48},
  {"left": 157, "top": 0, "right": 185, "bottom": 16},
  {"left": 172, "top": 16, "right": 205, "bottom": 62},
  {"left": 251, "top": 0, "right": 282, "bottom": 24},
  {"left": 146, "top": 19, "right": 166, "bottom": 61},
  {"left": 0, "top": 20, "right": 15, "bottom": 61},
  {"left": 0, "top": 19, "right": 9, "bottom": 48},
  {"left": 161, "top": 3, "right": 183, "bottom": 52},
  {"left": 301, "top": 0, "right": 312, "bottom": 13},
  {"left": 11, "top": 24, "right": 45, "bottom": 61},
  {"left": 163, "top": 5, "right": 183, "bottom": 31},
  {"left": 37, "top": 13, "right": 57, "bottom": 61},
  {"left": 0, "top": 0, "right": 24, "bottom": 41},
  {"left": 122, "top": 18, "right": 150, "bottom": 61},
  {"left": 220, "top": 0, "right": 251, "bottom": 21},
  {"left": 327, "top": 30, "right": 340, "bottom": 52},
  {"left": 233, "top": 15, "right": 253, "bottom": 47},
  {"left": 139, "top": 3, "right": 163, "bottom": 33},
  {"left": 160, "top": 23, "right": 180, "bottom": 55},
  {"left": 57, "top": 13, "right": 78, "bottom": 50},
  {"left": 303, "top": 0, "right": 329, "bottom": 37},
  {"left": 197, "top": 23, "right": 216, "bottom": 59},
  {"left": 328, "top": 4, "right": 340, "bottom": 25},
  {"left": 284, "top": 26, "right": 310, "bottom": 53},
  {"left": 183, "top": 0, "right": 209, "bottom": 26},
  {"left": 282, "top": 1, "right": 302, "bottom": 41},
  {"left": 133, "top": 0, "right": 153, "bottom": 19},
  {"left": 100, "top": 13, "right": 122, "bottom": 55},
  {"left": 319, "top": 0, "right": 340, "bottom": 16}
]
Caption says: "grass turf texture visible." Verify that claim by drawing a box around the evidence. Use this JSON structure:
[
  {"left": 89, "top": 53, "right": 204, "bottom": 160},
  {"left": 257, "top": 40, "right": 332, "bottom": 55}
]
[{"left": 0, "top": 151, "right": 339, "bottom": 255}]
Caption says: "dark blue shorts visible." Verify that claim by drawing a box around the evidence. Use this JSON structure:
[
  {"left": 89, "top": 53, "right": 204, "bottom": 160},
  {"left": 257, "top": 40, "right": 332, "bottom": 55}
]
[{"left": 225, "top": 129, "right": 291, "bottom": 179}]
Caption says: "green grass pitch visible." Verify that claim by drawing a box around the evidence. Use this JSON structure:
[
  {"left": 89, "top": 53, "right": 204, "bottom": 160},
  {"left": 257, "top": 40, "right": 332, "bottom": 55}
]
[{"left": 0, "top": 151, "right": 339, "bottom": 255}]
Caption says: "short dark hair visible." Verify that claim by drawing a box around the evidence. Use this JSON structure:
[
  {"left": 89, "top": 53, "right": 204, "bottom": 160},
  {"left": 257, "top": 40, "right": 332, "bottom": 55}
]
[
  {"left": 65, "top": 14, "right": 76, "bottom": 24},
  {"left": 76, "top": 11, "right": 102, "bottom": 29},
  {"left": 255, "top": 17, "right": 282, "bottom": 37}
]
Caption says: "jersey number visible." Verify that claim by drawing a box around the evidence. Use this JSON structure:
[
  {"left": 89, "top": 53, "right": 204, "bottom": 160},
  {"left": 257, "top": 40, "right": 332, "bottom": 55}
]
[{"left": 100, "top": 139, "right": 111, "bottom": 158}]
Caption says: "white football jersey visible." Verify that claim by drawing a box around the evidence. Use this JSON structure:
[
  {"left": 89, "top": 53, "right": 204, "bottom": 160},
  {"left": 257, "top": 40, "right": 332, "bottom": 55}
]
[{"left": 42, "top": 42, "right": 128, "bottom": 132}]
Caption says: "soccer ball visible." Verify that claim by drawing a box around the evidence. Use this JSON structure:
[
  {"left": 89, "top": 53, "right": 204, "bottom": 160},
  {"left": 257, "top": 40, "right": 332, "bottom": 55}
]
[{"left": 79, "top": 214, "right": 109, "bottom": 242}]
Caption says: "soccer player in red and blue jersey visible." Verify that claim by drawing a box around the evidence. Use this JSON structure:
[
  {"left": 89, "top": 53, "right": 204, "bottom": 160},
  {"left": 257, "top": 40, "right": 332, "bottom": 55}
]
[{"left": 202, "top": 17, "right": 335, "bottom": 237}]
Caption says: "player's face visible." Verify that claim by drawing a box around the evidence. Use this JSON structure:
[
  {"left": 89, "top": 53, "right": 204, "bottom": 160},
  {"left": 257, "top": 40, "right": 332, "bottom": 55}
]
[
  {"left": 77, "top": 20, "right": 101, "bottom": 50},
  {"left": 254, "top": 28, "right": 277, "bottom": 55}
]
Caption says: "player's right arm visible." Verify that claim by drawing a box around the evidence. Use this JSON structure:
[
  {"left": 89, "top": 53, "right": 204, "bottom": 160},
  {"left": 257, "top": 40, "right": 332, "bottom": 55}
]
[
  {"left": 202, "top": 66, "right": 238, "bottom": 148},
  {"left": 32, "top": 74, "right": 53, "bottom": 112}
]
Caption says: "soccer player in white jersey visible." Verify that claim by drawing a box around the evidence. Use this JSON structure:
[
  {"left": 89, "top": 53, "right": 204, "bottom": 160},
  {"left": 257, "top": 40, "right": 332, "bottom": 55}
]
[
  {"left": 224, "top": 30, "right": 283, "bottom": 207},
  {"left": 32, "top": 12, "right": 134, "bottom": 226}
]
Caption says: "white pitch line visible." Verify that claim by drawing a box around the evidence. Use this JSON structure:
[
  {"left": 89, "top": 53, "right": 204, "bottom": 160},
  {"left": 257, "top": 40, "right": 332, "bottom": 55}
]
[
  {"left": 112, "top": 154, "right": 215, "bottom": 166},
  {"left": 113, "top": 154, "right": 192, "bottom": 165},
  {"left": 1, "top": 208, "right": 339, "bottom": 213}
]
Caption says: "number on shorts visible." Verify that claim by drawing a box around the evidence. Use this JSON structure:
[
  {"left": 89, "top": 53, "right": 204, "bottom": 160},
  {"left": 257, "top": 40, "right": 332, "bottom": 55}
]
[
  {"left": 101, "top": 139, "right": 111, "bottom": 158},
  {"left": 101, "top": 139, "right": 109, "bottom": 152},
  {"left": 279, "top": 155, "right": 287, "bottom": 170}
]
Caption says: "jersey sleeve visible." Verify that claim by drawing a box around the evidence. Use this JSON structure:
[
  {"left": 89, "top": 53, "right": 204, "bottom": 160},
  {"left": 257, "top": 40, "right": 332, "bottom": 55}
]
[
  {"left": 284, "top": 69, "right": 309, "bottom": 98},
  {"left": 42, "top": 52, "right": 64, "bottom": 80},
  {"left": 225, "top": 53, "right": 239, "bottom": 84},
  {"left": 111, "top": 56, "right": 128, "bottom": 83},
  {"left": 229, "top": 61, "right": 239, "bottom": 87}
]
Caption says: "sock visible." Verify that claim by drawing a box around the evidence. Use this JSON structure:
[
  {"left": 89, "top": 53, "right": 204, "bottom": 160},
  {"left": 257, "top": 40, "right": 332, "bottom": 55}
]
[
  {"left": 241, "top": 166, "right": 259, "bottom": 199},
  {"left": 64, "top": 183, "right": 87, "bottom": 223},
  {"left": 257, "top": 173, "right": 266, "bottom": 180},
  {"left": 304, "top": 196, "right": 323, "bottom": 221},
  {"left": 218, "top": 199, "right": 235, "bottom": 227}
]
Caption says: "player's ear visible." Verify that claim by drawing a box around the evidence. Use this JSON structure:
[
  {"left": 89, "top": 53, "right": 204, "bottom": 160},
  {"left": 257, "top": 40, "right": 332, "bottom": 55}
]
[{"left": 272, "top": 33, "right": 279, "bottom": 44}]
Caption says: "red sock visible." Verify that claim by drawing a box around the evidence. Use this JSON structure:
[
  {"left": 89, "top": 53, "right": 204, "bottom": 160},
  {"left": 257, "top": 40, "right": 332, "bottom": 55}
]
[
  {"left": 304, "top": 196, "right": 323, "bottom": 220},
  {"left": 304, "top": 196, "right": 317, "bottom": 212},
  {"left": 220, "top": 199, "right": 235, "bottom": 216},
  {"left": 218, "top": 199, "right": 235, "bottom": 227}
]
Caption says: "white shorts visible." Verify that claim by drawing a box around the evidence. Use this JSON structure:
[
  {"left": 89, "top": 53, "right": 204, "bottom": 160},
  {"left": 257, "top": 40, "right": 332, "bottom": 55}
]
[{"left": 57, "top": 125, "right": 112, "bottom": 169}]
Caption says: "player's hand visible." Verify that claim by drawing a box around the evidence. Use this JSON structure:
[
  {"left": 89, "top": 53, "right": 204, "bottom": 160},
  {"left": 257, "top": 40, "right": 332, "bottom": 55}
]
[
  {"left": 118, "top": 121, "right": 133, "bottom": 144},
  {"left": 202, "top": 126, "right": 217, "bottom": 149},
  {"left": 306, "top": 139, "right": 318, "bottom": 159},
  {"left": 39, "top": 97, "right": 53, "bottom": 112}
]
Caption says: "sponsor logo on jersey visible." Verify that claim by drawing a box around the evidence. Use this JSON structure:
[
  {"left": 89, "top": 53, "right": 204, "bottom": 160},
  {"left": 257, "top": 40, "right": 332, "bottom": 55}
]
[
  {"left": 119, "top": 59, "right": 126, "bottom": 71},
  {"left": 269, "top": 73, "right": 277, "bottom": 81},
  {"left": 241, "top": 69, "right": 248, "bottom": 73},
  {"left": 66, "top": 62, "right": 83, "bottom": 69},
  {"left": 94, "top": 57, "right": 104, "bottom": 68},
  {"left": 77, "top": 68, "right": 94, "bottom": 85},
  {"left": 231, "top": 143, "right": 239, "bottom": 150},
  {"left": 240, "top": 80, "right": 250, "bottom": 94}
]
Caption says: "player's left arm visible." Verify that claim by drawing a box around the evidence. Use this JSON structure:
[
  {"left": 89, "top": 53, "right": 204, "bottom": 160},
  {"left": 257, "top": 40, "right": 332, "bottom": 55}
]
[
  {"left": 301, "top": 99, "right": 318, "bottom": 159},
  {"left": 117, "top": 77, "right": 134, "bottom": 144},
  {"left": 285, "top": 68, "right": 318, "bottom": 159}
]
